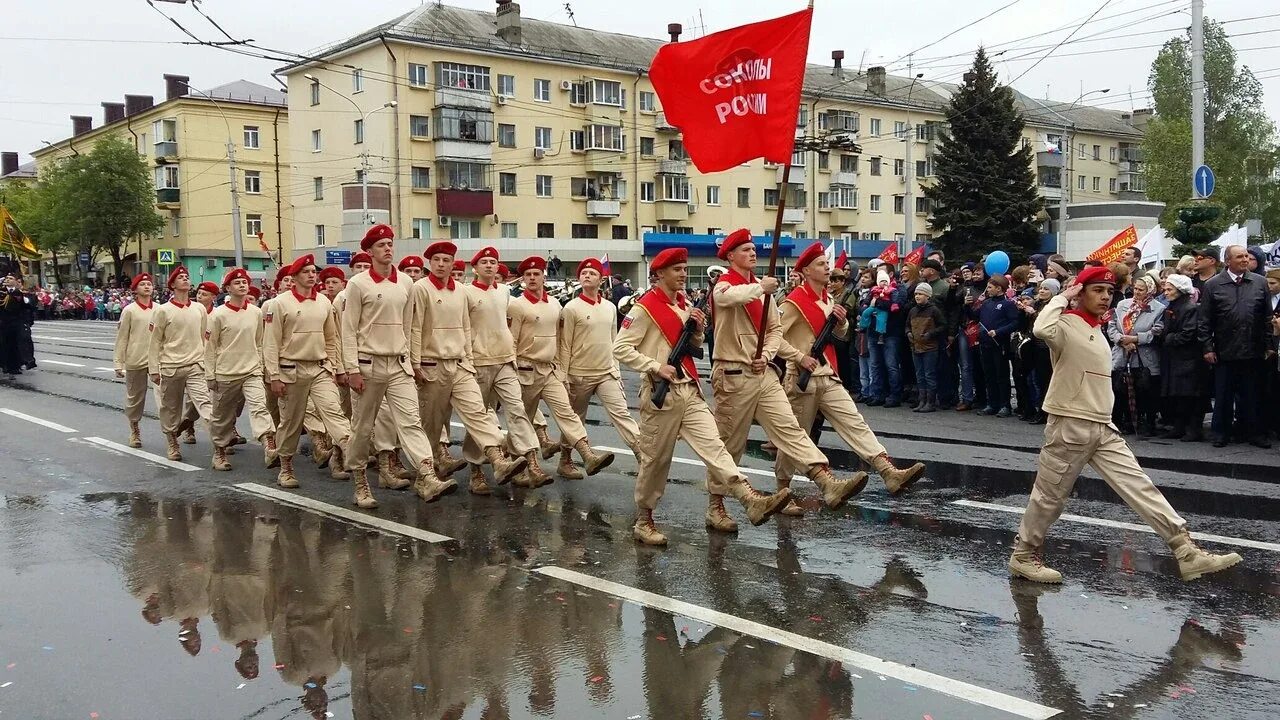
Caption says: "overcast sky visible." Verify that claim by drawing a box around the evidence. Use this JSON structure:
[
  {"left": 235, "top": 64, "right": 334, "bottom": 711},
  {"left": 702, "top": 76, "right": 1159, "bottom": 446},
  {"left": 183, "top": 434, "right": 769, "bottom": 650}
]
[{"left": 3, "top": 0, "right": 1277, "bottom": 164}]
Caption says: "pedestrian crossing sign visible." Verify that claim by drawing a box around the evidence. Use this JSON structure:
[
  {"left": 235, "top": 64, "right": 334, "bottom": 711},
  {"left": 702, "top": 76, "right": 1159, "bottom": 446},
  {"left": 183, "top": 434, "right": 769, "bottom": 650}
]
[{"left": 157, "top": 249, "right": 176, "bottom": 266}]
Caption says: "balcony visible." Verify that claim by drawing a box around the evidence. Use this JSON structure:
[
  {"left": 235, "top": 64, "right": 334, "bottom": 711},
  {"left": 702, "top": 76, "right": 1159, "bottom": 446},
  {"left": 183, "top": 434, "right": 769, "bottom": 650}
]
[
  {"left": 1118, "top": 160, "right": 1132, "bottom": 172},
  {"left": 655, "top": 200, "right": 689, "bottom": 222},
  {"left": 434, "top": 85, "right": 494, "bottom": 111},
  {"left": 655, "top": 112, "right": 678, "bottom": 133},
  {"left": 829, "top": 207, "right": 858, "bottom": 227},
  {"left": 1036, "top": 151, "right": 1064, "bottom": 168},
  {"left": 1037, "top": 185, "right": 1063, "bottom": 201},
  {"left": 657, "top": 159, "right": 687, "bottom": 175},
  {"left": 156, "top": 188, "right": 180, "bottom": 207},
  {"left": 831, "top": 171, "right": 858, "bottom": 187},
  {"left": 154, "top": 142, "right": 178, "bottom": 161},
  {"left": 585, "top": 150, "right": 623, "bottom": 174},
  {"left": 781, "top": 208, "right": 806, "bottom": 225},
  {"left": 435, "top": 138, "right": 493, "bottom": 162},
  {"left": 778, "top": 164, "right": 806, "bottom": 185},
  {"left": 436, "top": 188, "right": 494, "bottom": 217},
  {"left": 586, "top": 199, "right": 621, "bottom": 218}
]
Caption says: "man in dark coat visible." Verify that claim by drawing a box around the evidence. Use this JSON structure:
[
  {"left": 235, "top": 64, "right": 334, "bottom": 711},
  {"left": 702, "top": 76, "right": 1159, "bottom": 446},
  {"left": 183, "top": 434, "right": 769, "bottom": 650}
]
[
  {"left": 1158, "top": 274, "right": 1209, "bottom": 441},
  {"left": 1197, "top": 245, "right": 1272, "bottom": 448}
]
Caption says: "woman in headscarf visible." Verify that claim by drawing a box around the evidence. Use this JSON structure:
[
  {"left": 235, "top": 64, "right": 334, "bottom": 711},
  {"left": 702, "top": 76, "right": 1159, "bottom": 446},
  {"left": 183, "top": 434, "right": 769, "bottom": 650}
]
[
  {"left": 1107, "top": 274, "right": 1165, "bottom": 435},
  {"left": 1157, "top": 274, "right": 1209, "bottom": 441}
]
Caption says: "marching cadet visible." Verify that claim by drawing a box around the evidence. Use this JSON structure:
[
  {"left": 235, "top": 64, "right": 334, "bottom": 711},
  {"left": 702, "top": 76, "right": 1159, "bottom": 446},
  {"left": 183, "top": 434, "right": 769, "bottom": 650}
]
[
  {"left": 195, "top": 282, "right": 219, "bottom": 313},
  {"left": 707, "top": 230, "right": 863, "bottom": 526},
  {"left": 451, "top": 259, "right": 466, "bottom": 284},
  {"left": 411, "top": 241, "right": 527, "bottom": 486},
  {"left": 613, "top": 247, "right": 791, "bottom": 546},
  {"left": 349, "top": 251, "right": 372, "bottom": 275},
  {"left": 340, "top": 224, "right": 455, "bottom": 508},
  {"left": 205, "top": 268, "right": 278, "bottom": 472},
  {"left": 774, "top": 243, "right": 926, "bottom": 513},
  {"left": 556, "top": 257, "right": 642, "bottom": 472},
  {"left": 246, "top": 285, "right": 261, "bottom": 306},
  {"left": 509, "top": 256, "right": 615, "bottom": 482},
  {"left": 319, "top": 267, "right": 345, "bottom": 303},
  {"left": 1010, "top": 267, "right": 1242, "bottom": 584},
  {"left": 148, "top": 266, "right": 214, "bottom": 461},
  {"left": 263, "top": 255, "right": 353, "bottom": 489},
  {"left": 462, "top": 246, "right": 541, "bottom": 493},
  {"left": 398, "top": 255, "right": 425, "bottom": 282},
  {"left": 262, "top": 266, "right": 292, "bottom": 427},
  {"left": 115, "top": 272, "right": 156, "bottom": 448}
]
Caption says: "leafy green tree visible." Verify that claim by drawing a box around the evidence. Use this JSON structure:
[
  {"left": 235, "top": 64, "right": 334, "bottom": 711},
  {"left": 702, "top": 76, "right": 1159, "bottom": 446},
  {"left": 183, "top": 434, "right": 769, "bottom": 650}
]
[
  {"left": 924, "top": 47, "right": 1043, "bottom": 261},
  {"left": 62, "top": 136, "right": 165, "bottom": 281}
]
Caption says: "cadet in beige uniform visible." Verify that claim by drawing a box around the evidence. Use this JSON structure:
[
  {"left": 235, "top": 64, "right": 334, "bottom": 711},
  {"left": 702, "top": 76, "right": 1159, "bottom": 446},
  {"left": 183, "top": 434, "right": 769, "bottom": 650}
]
[
  {"left": 613, "top": 248, "right": 790, "bottom": 546},
  {"left": 206, "top": 268, "right": 278, "bottom": 472},
  {"left": 148, "top": 266, "right": 214, "bottom": 461},
  {"left": 319, "top": 266, "right": 351, "bottom": 417},
  {"left": 774, "top": 243, "right": 926, "bottom": 513},
  {"left": 263, "top": 255, "right": 352, "bottom": 489},
  {"left": 341, "top": 224, "right": 456, "bottom": 508},
  {"left": 1010, "top": 266, "right": 1242, "bottom": 584},
  {"left": 557, "top": 257, "right": 642, "bottom": 474},
  {"left": 708, "top": 229, "right": 863, "bottom": 526},
  {"left": 411, "top": 241, "right": 526, "bottom": 486},
  {"left": 509, "top": 255, "right": 615, "bottom": 482},
  {"left": 461, "top": 247, "right": 540, "bottom": 494},
  {"left": 115, "top": 272, "right": 156, "bottom": 448}
]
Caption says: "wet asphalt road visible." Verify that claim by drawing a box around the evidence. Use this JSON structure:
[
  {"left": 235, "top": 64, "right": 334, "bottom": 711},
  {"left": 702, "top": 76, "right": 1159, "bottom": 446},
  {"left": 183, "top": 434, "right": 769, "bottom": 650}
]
[{"left": 1, "top": 319, "right": 1278, "bottom": 720}]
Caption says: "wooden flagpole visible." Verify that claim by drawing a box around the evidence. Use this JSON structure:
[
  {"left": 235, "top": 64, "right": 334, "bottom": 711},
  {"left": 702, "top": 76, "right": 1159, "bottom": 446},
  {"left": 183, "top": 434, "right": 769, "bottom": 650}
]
[{"left": 753, "top": 160, "right": 792, "bottom": 358}]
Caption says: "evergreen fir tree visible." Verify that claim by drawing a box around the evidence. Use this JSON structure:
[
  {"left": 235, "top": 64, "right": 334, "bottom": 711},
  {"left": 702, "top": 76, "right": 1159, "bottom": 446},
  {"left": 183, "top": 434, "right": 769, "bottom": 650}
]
[{"left": 924, "top": 48, "right": 1043, "bottom": 262}]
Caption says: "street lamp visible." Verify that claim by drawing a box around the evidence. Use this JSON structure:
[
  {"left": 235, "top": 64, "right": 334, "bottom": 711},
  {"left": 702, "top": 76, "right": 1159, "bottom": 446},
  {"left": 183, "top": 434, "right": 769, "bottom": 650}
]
[
  {"left": 1030, "top": 88, "right": 1109, "bottom": 256},
  {"left": 181, "top": 82, "right": 244, "bottom": 267},
  {"left": 304, "top": 73, "right": 397, "bottom": 226}
]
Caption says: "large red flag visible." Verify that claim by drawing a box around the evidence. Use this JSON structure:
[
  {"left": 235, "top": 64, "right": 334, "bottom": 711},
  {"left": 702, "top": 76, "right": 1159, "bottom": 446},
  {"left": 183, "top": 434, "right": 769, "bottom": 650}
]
[
  {"left": 878, "top": 244, "right": 899, "bottom": 266},
  {"left": 1086, "top": 225, "right": 1139, "bottom": 265},
  {"left": 649, "top": 8, "right": 814, "bottom": 174},
  {"left": 903, "top": 245, "right": 926, "bottom": 267}
]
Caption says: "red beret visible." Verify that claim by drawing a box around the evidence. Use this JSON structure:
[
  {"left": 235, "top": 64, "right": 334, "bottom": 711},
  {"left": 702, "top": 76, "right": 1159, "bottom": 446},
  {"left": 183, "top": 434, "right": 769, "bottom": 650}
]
[
  {"left": 471, "top": 246, "right": 499, "bottom": 266},
  {"left": 166, "top": 266, "right": 189, "bottom": 289},
  {"left": 288, "top": 254, "right": 317, "bottom": 276},
  {"left": 452, "top": 260, "right": 466, "bottom": 272},
  {"left": 651, "top": 248, "right": 689, "bottom": 272},
  {"left": 130, "top": 273, "right": 153, "bottom": 291},
  {"left": 361, "top": 223, "right": 394, "bottom": 250},
  {"left": 196, "top": 281, "right": 219, "bottom": 296},
  {"left": 577, "top": 258, "right": 604, "bottom": 277},
  {"left": 424, "top": 241, "right": 458, "bottom": 259},
  {"left": 398, "top": 255, "right": 424, "bottom": 271},
  {"left": 497, "top": 263, "right": 511, "bottom": 280},
  {"left": 247, "top": 285, "right": 261, "bottom": 299},
  {"left": 348, "top": 252, "right": 372, "bottom": 268},
  {"left": 318, "top": 267, "right": 346, "bottom": 283},
  {"left": 1075, "top": 266, "right": 1117, "bottom": 287},
  {"left": 221, "top": 268, "right": 251, "bottom": 289},
  {"left": 717, "top": 228, "right": 754, "bottom": 261},
  {"left": 518, "top": 256, "right": 547, "bottom": 275},
  {"left": 794, "top": 242, "right": 825, "bottom": 272}
]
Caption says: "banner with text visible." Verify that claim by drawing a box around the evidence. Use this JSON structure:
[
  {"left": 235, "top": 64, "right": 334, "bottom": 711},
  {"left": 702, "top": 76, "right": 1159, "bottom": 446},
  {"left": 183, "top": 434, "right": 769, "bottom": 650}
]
[{"left": 1086, "top": 225, "right": 1139, "bottom": 265}]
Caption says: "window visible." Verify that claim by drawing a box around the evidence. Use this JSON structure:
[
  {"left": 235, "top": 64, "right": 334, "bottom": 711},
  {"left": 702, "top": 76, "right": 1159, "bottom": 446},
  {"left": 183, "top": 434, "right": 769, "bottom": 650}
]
[
  {"left": 640, "top": 182, "right": 655, "bottom": 202},
  {"left": 893, "top": 195, "right": 905, "bottom": 214},
  {"left": 817, "top": 152, "right": 829, "bottom": 170},
  {"left": 570, "top": 177, "right": 589, "bottom": 198},
  {"left": 450, "top": 219, "right": 482, "bottom": 240},
  {"left": 916, "top": 123, "right": 931, "bottom": 142},
  {"left": 569, "top": 82, "right": 588, "bottom": 105},
  {"left": 894, "top": 121, "right": 908, "bottom": 138},
  {"left": 352, "top": 69, "right": 364, "bottom": 93},
  {"left": 410, "top": 218, "right": 431, "bottom": 239},
  {"left": 764, "top": 188, "right": 780, "bottom": 207},
  {"left": 408, "top": 63, "right": 428, "bottom": 87},
  {"left": 536, "top": 175, "right": 552, "bottom": 197},
  {"left": 832, "top": 186, "right": 858, "bottom": 209},
  {"left": 737, "top": 187, "right": 750, "bottom": 207},
  {"left": 915, "top": 197, "right": 930, "bottom": 214},
  {"left": 590, "top": 79, "right": 622, "bottom": 106},
  {"left": 497, "top": 74, "right": 515, "bottom": 97},
  {"left": 155, "top": 165, "right": 179, "bottom": 189},
  {"left": 171, "top": 215, "right": 180, "bottom": 237},
  {"left": 864, "top": 232, "right": 881, "bottom": 241},
  {"left": 533, "top": 78, "right": 550, "bottom": 102},
  {"left": 535, "top": 127, "right": 552, "bottom": 150},
  {"left": 311, "top": 129, "right": 322, "bottom": 152},
  {"left": 659, "top": 175, "right": 689, "bottom": 201},
  {"left": 893, "top": 159, "right": 905, "bottom": 177},
  {"left": 243, "top": 126, "right": 259, "bottom": 149},
  {"left": 433, "top": 107, "right": 494, "bottom": 142},
  {"left": 1109, "top": 146, "right": 1118, "bottom": 162},
  {"left": 501, "top": 222, "right": 519, "bottom": 239},
  {"left": 354, "top": 119, "right": 364, "bottom": 144},
  {"left": 498, "top": 123, "right": 516, "bottom": 148},
  {"left": 314, "top": 225, "right": 326, "bottom": 246},
  {"left": 1109, "top": 177, "right": 1117, "bottom": 192},
  {"left": 1078, "top": 174, "right": 1086, "bottom": 190},
  {"left": 791, "top": 149, "right": 807, "bottom": 167},
  {"left": 153, "top": 118, "right": 176, "bottom": 144},
  {"left": 870, "top": 157, "right": 881, "bottom": 176},
  {"left": 309, "top": 81, "right": 320, "bottom": 106},
  {"left": 437, "top": 62, "right": 490, "bottom": 91},
  {"left": 537, "top": 223, "right": 555, "bottom": 238},
  {"left": 1078, "top": 143, "right": 1086, "bottom": 159},
  {"left": 840, "top": 155, "right": 858, "bottom": 173},
  {"left": 797, "top": 106, "right": 809, "bottom": 127},
  {"left": 706, "top": 186, "right": 720, "bottom": 206},
  {"left": 869, "top": 118, "right": 881, "bottom": 136},
  {"left": 588, "top": 124, "right": 623, "bottom": 151},
  {"left": 245, "top": 214, "right": 262, "bottom": 237},
  {"left": 639, "top": 91, "right": 656, "bottom": 112},
  {"left": 916, "top": 160, "right": 929, "bottom": 177},
  {"left": 669, "top": 140, "right": 689, "bottom": 161},
  {"left": 437, "top": 161, "right": 490, "bottom": 190},
  {"left": 499, "top": 172, "right": 517, "bottom": 196},
  {"left": 870, "top": 194, "right": 882, "bottom": 212},
  {"left": 640, "top": 137, "right": 655, "bottom": 156},
  {"left": 410, "top": 115, "right": 429, "bottom": 138},
  {"left": 612, "top": 226, "right": 629, "bottom": 240},
  {"left": 244, "top": 170, "right": 261, "bottom": 194},
  {"left": 820, "top": 110, "right": 860, "bottom": 133},
  {"left": 1092, "top": 176, "right": 1101, "bottom": 191},
  {"left": 412, "top": 166, "right": 431, "bottom": 190},
  {"left": 571, "top": 224, "right": 599, "bottom": 239},
  {"left": 313, "top": 177, "right": 323, "bottom": 200},
  {"left": 1093, "top": 145, "right": 1101, "bottom": 160},
  {"left": 569, "top": 130, "right": 585, "bottom": 151}
]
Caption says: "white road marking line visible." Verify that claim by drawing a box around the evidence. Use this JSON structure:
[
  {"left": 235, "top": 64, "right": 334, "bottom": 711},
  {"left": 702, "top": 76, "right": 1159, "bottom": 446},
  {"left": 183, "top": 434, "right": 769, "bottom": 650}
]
[
  {"left": 81, "top": 436, "right": 200, "bottom": 472},
  {"left": 594, "top": 444, "right": 812, "bottom": 484},
  {"left": 952, "top": 499, "right": 1280, "bottom": 553},
  {"left": 535, "top": 566, "right": 1060, "bottom": 720},
  {"left": 96, "top": 367, "right": 117, "bottom": 373},
  {"left": 36, "top": 359, "right": 85, "bottom": 367},
  {"left": 31, "top": 335, "right": 115, "bottom": 346},
  {"left": 0, "top": 408, "right": 77, "bottom": 433},
  {"left": 232, "top": 482, "right": 452, "bottom": 544}
]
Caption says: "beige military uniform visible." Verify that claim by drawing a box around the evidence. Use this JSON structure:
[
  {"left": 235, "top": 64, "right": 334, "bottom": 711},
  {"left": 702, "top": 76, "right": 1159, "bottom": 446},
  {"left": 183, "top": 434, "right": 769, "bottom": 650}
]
[
  {"left": 263, "top": 289, "right": 351, "bottom": 459},
  {"left": 508, "top": 291, "right": 588, "bottom": 446},
  {"left": 558, "top": 293, "right": 640, "bottom": 453},
  {"left": 114, "top": 300, "right": 154, "bottom": 423},
  {"left": 461, "top": 280, "right": 538, "bottom": 464},
  {"left": 205, "top": 300, "right": 276, "bottom": 448},
  {"left": 332, "top": 284, "right": 400, "bottom": 456},
  {"left": 148, "top": 298, "right": 213, "bottom": 435},
  {"left": 614, "top": 287, "right": 743, "bottom": 510}
]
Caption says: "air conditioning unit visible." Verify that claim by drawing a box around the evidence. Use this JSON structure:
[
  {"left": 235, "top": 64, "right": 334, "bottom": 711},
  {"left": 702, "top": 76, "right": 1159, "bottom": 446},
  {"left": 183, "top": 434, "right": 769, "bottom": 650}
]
[
  {"left": 560, "top": 80, "right": 574, "bottom": 91},
  {"left": 497, "top": 95, "right": 508, "bottom": 105},
  {"left": 205, "top": 258, "right": 217, "bottom": 269},
  {"left": 533, "top": 148, "right": 546, "bottom": 160},
  {"left": 438, "top": 216, "right": 451, "bottom": 227}
]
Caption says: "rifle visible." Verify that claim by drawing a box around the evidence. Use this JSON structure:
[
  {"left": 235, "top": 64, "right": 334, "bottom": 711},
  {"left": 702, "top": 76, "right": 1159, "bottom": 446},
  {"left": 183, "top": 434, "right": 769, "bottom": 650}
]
[
  {"left": 651, "top": 291, "right": 709, "bottom": 409},
  {"left": 796, "top": 286, "right": 854, "bottom": 392}
]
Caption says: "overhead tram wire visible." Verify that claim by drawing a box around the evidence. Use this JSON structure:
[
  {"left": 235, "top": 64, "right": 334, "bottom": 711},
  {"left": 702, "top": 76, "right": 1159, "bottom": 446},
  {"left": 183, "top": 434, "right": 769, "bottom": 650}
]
[{"left": 882, "top": 0, "right": 1030, "bottom": 70}]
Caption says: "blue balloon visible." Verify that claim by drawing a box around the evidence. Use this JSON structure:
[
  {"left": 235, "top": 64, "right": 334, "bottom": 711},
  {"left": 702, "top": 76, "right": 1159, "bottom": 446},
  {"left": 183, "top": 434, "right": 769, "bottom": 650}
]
[{"left": 985, "top": 250, "right": 1010, "bottom": 277}]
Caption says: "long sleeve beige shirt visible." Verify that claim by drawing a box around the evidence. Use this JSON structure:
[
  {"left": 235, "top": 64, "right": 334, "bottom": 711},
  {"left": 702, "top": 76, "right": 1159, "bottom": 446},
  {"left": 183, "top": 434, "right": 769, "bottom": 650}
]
[
  {"left": 1034, "top": 294, "right": 1115, "bottom": 425},
  {"left": 205, "top": 301, "right": 264, "bottom": 380},
  {"left": 464, "top": 282, "right": 516, "bottom": 367},
  {"left": 558, "top": 294, "right": 620, "bottom": 378},
  {"left": 779, "top": 289, "right": 849, "bottom": 377},
  {"left": 340, "top": 269, "right": 414, "bottom": 373},
  {"left": 613, "top": 288, "right": 703, "bottom": 383},
  {"left": 263, "top": 289, "right": 340, "bottom": 382},
  {"left": 410, "top": 276, "right": 473, "bottom": 370},
  {"left": 114, "top": 300, "right": 154, "bottom": 372},
  {"left": 148, "top": 299, "right": 208, "bottom": 375},
  {"left": 711, "top": 274, "right": 801, "bottom": 364},
  {"left": 508, "top": 291, "right": 561, "bottom": 368}
]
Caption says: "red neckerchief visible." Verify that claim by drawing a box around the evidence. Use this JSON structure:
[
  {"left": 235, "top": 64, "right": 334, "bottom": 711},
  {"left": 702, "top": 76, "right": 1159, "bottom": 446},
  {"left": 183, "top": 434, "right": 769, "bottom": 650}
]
[
  {"left": 472, "top": 280, "right": 492, "bottom": 290},
  {"left": 786, "top": 283, "right": 839, "bottom": 373},
  {"left": 1065, "top": 309, "right": 1102, "bottom": 328},
  {"left": 291, "top": 287, "right": 315, "bottom": 302},
  {"left": 523, "top": 290, "right": 549, "bottom": 304},
  {"left": 579, "top": 293, "right": 600, "bottom": 306},
  {"left": 429, "top": 274, "right": 454, "bottom": 292},
  {"left": 224, "top": 300, "right": 244, "bottom": 312},
  {"left": 369, "top": 265, "right": 397, "bottom": 284},
  {"left": 169, "top": 298, "right": 190, "bottom": 309},
  {"left": 720, "top": 268, "right": 764, "bottom": 331},
  {"left": 637, "top": 287, "right": 697, "bottom": 380},
  {"left": 135, "top": 299, "right": 153, "bottom": 310}
]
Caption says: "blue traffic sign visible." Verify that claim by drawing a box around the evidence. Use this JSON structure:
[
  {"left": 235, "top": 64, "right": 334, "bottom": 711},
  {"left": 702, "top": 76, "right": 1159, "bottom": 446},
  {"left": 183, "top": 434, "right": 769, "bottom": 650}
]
[
  {"left": 1194, "top": 164, "right": 1215, "bottom": 198},
  {"left": 325, "top": 249, "right": 353, "bottom": 266}
]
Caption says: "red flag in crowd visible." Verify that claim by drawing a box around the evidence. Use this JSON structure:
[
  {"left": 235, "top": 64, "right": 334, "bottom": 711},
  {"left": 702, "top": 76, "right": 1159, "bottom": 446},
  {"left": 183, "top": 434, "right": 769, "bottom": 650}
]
[
  {"left": 835, "top": 250, "right": 849, "bottom": 270},
  {"left": 648, "top": 8, "right": 814, "bottom": 173},
  {"left": 903, "top": 245, "right": 926, "bottom": 267},
  {"left": 878, "top": 244, "right": 899, "bottom": 266},
  {"left": 1086, "top": 225, "right": 1139, "bottom": 265}
]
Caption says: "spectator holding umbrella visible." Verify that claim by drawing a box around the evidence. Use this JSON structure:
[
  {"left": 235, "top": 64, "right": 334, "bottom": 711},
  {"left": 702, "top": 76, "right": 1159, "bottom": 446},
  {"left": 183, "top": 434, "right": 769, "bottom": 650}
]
[{"left": 1158, "top": 274, "right": 1209, "bottom": 441}]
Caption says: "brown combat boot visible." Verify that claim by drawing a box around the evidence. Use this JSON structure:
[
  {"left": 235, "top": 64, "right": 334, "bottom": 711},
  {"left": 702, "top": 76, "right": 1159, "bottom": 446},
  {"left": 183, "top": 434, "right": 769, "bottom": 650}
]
[
  {"left": 557, "top": 447, "right": 584, "bottom": 479},
  {"left": 311, "top": 432, "right": 332, "bottom": 467},
  {"left": 633, "top": 509, "right": 668, "bottom": 546},
  {"left": 726, "top": 478, "right": 790, "bottom": 526},
  {"left": 263, "top": 432, "right": 279, "bottom": 469},
  {"left": 806, "top": 464, "right": 869, "bottom": 510},
  {"left": 485, "top": 446, "right": 527, "bottom": 485},
  {"left": 535, "top": 426, "right": 559, "bottom": 459},
  {"left": 872, "top": 453, "right": 925, "bottom": 495},
  {"left": 182, "top": 428, "right": 197, "bottom": 445},
  {"left": 233, "top": 432, "right": 248, "bottom": 446},
  {"left": 351, "top": 467, "right": 377, "bottom": 509},
  {"left": 435, "top": 443, "right": 466, "bottom": 477},
  {"left": 165, "top": 433, "right": 182, "bottom": 461},
  {"left": 412, "top": 462, "right": 457, "bottom": 504},
  {"left": 211, "top": 446, "right": 232, "bottom": 472},
  {"left": 386, "top": 451, "right": 414, "bottom": 480},
  {"left": 277, "top": 456, "right": 299, "bottom": 489},
  {"left": 1169, "top": 532, "right": 1242, "bottom": 581},
  {"left": 524, "top": 451, "right": 553, "bottom": 488},
  {"left": 329, "top": 440, "right": 351, "bottom": 481},
  {"left": 128, "top": 422, "right": 142, "bottom": 449},
  {"left": 377, "top": 451, "right": 411, "bottom": 490},
  {"left": 574, "top": 439, "right": 615, "bottom": 476},
  {"left": 704, "top": 495, "right": 739, "bottom": 533},
  {"left": 1008, "top": 542, "right": 1063, "bottom": 584},
  {"left": 468, "top": 463, "right": 492, "bottom": 496}
]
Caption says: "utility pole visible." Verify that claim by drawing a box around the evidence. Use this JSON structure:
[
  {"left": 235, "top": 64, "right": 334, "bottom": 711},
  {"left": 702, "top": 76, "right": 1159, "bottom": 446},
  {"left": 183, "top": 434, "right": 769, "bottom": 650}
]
[
  {"left": 902, "top": 65, "right": 922, "bottom": 259},
  {"left": 1190, "top": 0, "right": 1205, "bottom": 198},
  {"left": 227, "top": 139, "right": 244, "bottom": 267},
  {"left": 360, "top": 150, "right": 373, "bottom": 225}
]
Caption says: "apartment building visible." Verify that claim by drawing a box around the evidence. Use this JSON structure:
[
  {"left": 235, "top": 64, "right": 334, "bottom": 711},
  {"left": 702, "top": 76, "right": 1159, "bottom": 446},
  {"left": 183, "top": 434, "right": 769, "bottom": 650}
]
[
  {"left": 283, "top": 1, "right": 1148, "bottom": 281},
  {"left": 30, "top": 76, "right": 290, "bottom": 284}
]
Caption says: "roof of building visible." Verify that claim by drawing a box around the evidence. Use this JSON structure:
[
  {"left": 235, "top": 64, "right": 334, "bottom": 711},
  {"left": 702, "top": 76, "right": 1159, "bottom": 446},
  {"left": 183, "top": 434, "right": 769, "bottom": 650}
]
[
  {"left": 289, "top": 2, "right": 1144, "bottom": 138},
  {"left": 187, "top": 80, "right": 287, "bottom": 107},
  {"left": 1, "top": 161, "right": 37, "bottom": 180}
]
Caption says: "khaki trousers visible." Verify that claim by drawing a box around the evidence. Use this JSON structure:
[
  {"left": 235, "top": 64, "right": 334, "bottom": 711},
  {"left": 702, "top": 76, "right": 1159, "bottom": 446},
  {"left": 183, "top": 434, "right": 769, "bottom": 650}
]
[
  {"left": 516, "top": 362, "right": 587, "bottom": 447},
  {"left": 211, "top": 374, "right": 276, "bottom": 448},
  {"left": 157, "top": 363, "right": 213, "bottom": 435},
  {"left": 1016, "top": 414, "right": 1187, "bottom": 549},
  {"left": 775, "top": 372, "right": 886, "bottom": 480},
  {"left": 346, "top": 355, "right": 435, "bottom": 472},
  {"left": 636, "top": 380, "right": 741, "bottom": 510},
  {"left": 275, "top": 360, "right": 350, "bottom": 459},
  {"left": 417, "top": 359, "right": 504, "bottom": 453},
  {"left": 710, "top": 362, "right": 827, "bottom": 467},
  {"left": 565, "top": 373, "right": 640, "bottom": 452},
  {"left": 123, "top": 368, "right": 149, "bottom": 423},
  {"left": 266, "top": 384, "right": 323, "bottom": 437},
  {"left": 464, "top": 362, "right": 538, "bottom": 464}
]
